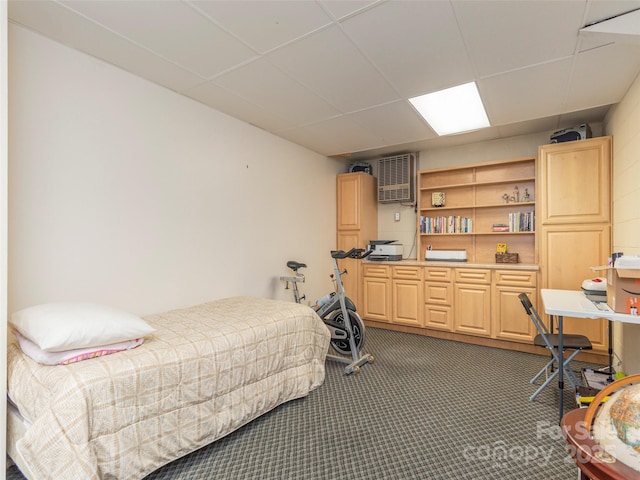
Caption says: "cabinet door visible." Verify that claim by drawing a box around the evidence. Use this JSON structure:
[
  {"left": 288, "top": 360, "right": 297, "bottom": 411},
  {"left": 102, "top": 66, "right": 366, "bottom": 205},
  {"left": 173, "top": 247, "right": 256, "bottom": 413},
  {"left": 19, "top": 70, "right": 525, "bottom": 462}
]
[
  {"left": 540, "top": 224, "right": 610, "bottom": 350},
  {"left": 363, "top": 277, "right": 391, "bottom": 322},
  {"left": 538, "top": 137, "right": 611, "bottom": 225},
  {"left": 393, "top": 280, "right": 422, "bottom": 326},
  {"left": 337, "top": 231, "right": 361, "bottom": 309},
  {"left": 337, "top": 174, "right": 361, "bottom": 230},
  {"left": 454, "top": 283, "right": 491, "bottom": 336},
  {"left": 493, "top": 285, "right": 537, "bottom": 343}
]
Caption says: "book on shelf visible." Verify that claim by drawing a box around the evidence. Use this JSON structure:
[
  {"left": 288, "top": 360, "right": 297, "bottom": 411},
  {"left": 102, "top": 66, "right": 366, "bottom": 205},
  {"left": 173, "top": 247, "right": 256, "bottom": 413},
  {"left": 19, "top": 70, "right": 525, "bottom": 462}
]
[{"left": 492, "top": 223, "right": 509, "bottom": 232}]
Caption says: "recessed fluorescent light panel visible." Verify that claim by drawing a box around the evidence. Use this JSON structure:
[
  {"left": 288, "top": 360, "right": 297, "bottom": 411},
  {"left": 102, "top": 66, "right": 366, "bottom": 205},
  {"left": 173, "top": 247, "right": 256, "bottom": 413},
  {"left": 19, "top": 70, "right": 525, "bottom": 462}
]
[{"left": 409, "top": 82, "right": 490, "bottom": 136}]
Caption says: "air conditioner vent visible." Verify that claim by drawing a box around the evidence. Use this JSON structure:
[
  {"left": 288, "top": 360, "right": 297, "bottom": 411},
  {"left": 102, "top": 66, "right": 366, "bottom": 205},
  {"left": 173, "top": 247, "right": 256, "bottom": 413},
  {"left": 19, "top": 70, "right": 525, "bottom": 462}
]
[{"left": 377, "top": 153, "right": 416, "bottom": 203}]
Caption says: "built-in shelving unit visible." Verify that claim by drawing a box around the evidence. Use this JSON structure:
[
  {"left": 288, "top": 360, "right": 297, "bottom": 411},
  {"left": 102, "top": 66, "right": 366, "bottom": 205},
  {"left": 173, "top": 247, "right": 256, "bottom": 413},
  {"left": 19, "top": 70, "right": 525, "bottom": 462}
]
[{"left": 417, "top": 157, "right": 536, "bottom": 264}]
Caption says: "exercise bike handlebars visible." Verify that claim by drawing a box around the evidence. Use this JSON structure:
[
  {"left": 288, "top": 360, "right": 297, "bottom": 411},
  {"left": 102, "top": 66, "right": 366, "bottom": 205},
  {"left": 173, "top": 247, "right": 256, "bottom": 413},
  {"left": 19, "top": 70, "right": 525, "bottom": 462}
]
[{"left": 330, "top": 248, "right": 373, "bottom": 260}]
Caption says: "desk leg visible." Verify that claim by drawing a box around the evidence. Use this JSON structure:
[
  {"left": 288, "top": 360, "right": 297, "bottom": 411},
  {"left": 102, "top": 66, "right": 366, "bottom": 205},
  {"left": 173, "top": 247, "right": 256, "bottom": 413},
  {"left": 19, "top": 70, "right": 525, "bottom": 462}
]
[
  {"left": 608, "top": 320, "right": 613, "bottom": 383},
  {"left": 558, "top": 314, "right": 564, "bottom": 424}
]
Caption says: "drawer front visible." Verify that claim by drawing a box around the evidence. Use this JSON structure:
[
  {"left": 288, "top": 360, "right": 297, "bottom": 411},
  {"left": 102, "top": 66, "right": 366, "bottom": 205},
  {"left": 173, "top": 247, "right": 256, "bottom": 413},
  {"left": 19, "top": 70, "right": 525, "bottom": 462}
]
[
  {"left": 455, "top": 268, "right": 491, "bottom": 284},
  {"left": 424, "top": 281, "right": 452, "bottom": 305},
  {"left": 363, "top": 264, "right": 390, "bottom": 278},
  {"left": 494, "top": 269, "right": 537, "bottom": 287},
  {"left": 424, "top": 267, "right": 452, "bottom": 282},
  {"left": 424, "top": 304, "right": 453, "bottom": 331},
  {"left": 392, "top": 265, "right": 422, "bottom": 280}
]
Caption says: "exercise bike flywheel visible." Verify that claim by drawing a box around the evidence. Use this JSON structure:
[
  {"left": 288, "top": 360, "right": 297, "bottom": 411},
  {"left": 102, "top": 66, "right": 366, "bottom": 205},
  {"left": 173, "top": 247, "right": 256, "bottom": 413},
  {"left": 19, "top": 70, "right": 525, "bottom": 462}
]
[{"left": 326, "top": 309, "right": 365, "bottom": 356}]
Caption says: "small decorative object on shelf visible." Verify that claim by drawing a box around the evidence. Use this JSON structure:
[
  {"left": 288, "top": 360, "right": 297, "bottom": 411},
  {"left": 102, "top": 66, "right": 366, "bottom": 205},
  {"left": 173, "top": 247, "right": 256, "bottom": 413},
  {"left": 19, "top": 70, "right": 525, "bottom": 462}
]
[
  {"left": 431, "top": 192, "right": 445, "bottom": 207},
  {"left": 496, "top": 253, "right": 519, "bottom": 263},
  {"left": 496, "top": 242, "right": 518, "bottom": 262},
  {"left": 523, "top": 188, "right": 531, "bottom": 202}
]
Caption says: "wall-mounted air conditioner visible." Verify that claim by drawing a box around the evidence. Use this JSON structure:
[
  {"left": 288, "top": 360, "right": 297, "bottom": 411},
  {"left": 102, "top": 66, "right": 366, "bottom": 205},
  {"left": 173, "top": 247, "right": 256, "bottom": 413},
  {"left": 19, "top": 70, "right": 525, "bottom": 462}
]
[{"left": 377, "top": 153, "right": 416, "bottom": 203}]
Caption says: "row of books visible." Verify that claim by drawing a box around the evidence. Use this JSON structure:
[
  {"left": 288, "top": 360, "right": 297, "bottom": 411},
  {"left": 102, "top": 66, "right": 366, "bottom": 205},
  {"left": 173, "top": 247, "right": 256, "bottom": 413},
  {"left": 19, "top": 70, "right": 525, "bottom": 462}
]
[
  {"left": 420, "top": 215, "right": 472, "bottom": 234},
  {"left": 508, "top": 211, "right": 535, "bottom": 232},
  {"left": 419, "top": 212, "right": 534, "bottom": 234}
]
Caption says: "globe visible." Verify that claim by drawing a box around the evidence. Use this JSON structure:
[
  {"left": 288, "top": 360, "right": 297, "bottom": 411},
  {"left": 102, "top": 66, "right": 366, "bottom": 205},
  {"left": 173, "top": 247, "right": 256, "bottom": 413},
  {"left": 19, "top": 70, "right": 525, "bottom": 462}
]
[{"left": 592, "top": 382, "right": 640, "bottom": 471}]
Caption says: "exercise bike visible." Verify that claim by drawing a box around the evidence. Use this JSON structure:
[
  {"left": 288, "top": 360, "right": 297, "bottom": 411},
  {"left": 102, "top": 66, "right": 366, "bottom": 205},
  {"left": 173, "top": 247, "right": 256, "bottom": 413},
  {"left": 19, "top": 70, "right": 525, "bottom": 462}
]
[{"left": 280, "top": 248, "right": 374, "bottom": 375}]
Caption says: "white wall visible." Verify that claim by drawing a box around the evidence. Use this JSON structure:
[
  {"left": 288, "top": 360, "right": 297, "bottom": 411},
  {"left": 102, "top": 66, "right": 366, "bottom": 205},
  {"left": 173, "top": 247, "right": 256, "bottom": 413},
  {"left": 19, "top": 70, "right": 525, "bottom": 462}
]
[
  {"left": 604, "top": 70, "right": 640, "bottom": 374},
  {"left": 8, "top": 24, "right": 346, "bottom": 316},
  {"left": 1, "top": 2, "right": 9, "bottom": 474}
]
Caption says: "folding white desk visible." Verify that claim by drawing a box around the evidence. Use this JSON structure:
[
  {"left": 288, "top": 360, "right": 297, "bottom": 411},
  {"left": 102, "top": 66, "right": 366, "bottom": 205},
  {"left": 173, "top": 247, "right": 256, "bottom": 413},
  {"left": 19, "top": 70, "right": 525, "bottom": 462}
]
[{"left": 540, "top": 289, "right": 640, "bottom": 422}]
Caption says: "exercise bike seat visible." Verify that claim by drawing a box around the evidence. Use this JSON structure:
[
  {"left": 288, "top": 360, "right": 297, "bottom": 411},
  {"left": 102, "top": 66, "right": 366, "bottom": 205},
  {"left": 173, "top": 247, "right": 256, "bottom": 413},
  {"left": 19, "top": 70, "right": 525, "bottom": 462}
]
[{"left": 286, "top": 261, "right": 307, "bottom": 271}]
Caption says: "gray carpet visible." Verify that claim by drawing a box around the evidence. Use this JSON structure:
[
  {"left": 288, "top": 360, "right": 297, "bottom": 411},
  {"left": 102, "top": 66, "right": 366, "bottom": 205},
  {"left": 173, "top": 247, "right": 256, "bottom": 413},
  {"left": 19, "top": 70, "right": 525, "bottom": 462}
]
[{"left": 7, "top": 327, "right": 598, "bottom": 479}]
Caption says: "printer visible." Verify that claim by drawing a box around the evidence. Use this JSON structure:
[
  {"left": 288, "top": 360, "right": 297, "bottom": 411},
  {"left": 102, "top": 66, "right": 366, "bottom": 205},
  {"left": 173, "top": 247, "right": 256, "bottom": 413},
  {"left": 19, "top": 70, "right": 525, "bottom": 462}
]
[{"left": 368, "top": 240, "right": 403, "bottom": 261}]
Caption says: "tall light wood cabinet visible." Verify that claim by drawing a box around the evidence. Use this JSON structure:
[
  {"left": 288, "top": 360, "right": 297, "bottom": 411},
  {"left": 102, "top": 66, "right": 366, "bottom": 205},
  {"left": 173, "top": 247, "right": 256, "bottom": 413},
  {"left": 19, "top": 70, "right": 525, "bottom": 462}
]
[
  {"left": 538, "top": 136, "right": 612, "bottom": 352},
  {"left": 337, "top": 173, "right": 378, "bottom": 311}
]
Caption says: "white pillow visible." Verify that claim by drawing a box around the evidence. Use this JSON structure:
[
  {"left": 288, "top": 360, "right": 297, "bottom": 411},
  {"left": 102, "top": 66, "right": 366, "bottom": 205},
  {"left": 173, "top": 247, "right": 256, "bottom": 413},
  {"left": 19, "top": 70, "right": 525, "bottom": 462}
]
[
  {"left": 10, "top": 302, "right": 155, "bottom": 352},
  {"left": 14, "top": 331, "right": 145, "bottom": 365}
]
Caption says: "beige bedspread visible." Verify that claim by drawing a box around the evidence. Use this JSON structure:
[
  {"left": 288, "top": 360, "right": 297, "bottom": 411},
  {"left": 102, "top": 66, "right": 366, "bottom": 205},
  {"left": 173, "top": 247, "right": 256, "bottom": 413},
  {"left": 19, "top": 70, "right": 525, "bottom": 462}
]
[{"left": 7, "top": 296, "right": 330, "bottom": 479}]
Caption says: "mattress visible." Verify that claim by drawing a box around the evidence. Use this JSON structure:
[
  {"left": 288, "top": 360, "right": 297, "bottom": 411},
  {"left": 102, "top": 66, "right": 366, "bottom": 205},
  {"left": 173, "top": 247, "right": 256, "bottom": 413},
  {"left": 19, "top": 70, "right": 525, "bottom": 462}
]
[{"left": 7, "top": 296, "right": 330, "bottom": 479}]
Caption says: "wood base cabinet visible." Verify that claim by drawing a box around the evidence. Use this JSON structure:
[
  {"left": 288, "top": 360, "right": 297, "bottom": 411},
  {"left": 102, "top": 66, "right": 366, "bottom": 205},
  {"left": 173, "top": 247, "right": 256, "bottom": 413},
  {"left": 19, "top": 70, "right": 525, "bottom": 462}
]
[
  {"left": 454, "top": 268, "right": 491, "bottom": 337},
  {"left": 363, "top": 263, "right": 543, "bottom": 353},
  {"left": 492, "top": 270, "right": 537, "bottom": 343},
  {"left": 424, "top": 267, "right": 453, "bottom": 331},
  {"left": 362, "top": 264, "right": 391, "bottom": 322},
  {"left": 392, "top": 266, "right": 423, "bottom": 327}
]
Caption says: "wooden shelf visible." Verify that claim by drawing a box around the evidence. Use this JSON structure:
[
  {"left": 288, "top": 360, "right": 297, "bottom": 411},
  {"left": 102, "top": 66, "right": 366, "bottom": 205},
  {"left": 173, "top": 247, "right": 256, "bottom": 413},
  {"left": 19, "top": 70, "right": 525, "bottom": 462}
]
[
  {"left": 417, "top": 157, "right": 536, "bottom": 264},
  {"left": 419, "top": 177, "right": 535, "bottom": 190},
  {"left": 420, "top": 201, "right": 534, "bottom": 212}
]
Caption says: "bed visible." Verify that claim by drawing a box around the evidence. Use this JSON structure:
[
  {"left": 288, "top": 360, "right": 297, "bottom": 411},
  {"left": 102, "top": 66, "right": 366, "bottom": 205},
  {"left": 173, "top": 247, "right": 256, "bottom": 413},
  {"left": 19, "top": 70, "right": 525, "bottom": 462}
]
[{"left": 7, "top": 296, "right": 330, "bottom": 479}]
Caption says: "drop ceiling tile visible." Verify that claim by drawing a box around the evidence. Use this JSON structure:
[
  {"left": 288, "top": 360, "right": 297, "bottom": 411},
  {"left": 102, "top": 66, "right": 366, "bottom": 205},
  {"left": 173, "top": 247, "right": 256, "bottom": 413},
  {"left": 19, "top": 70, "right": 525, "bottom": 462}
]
[
  {"left": 559, "top": 105, "right": 611, "bottom": 127},
  {"left": 479, "top": 58, "right": 573, "bottom": 126},
  {"left": 580, "top": 8, "right": 640, "bottom": 46},
  {"left": 584, "top": 0, "right": 640, "bottom": 26},
  {"left": 280, "top": 116, "right": 383, "bottom": 157},
  {"left": 213, "top": 58, "right": 340, "bottom": 125},
  {"left": 454, "top": 0, "right": 585, "bottom": 77},
  {"left": 341, "top": 1, "right": 473, "bottom": 97},
  {"left": 9, "top": 1, "right": 204, "bottom": 92},
  {"left": 61, "top": 0, "right": 257, "bottom": 78},
  {"left": 497, "top": 117, "right": 561, "bottom": 139},
  {"left": 348, "top": 101, "right": 436, "bottom": 145},
  {"left": 565, "top": 43, "right": 640, "bottom": 112},
  {"left": 192, "top": 0, "right": 333, "bottom": 54},
  {"left": 318, "top": 0, "right": 381, "bottom": 21},
  {"left": 185, "top": 81, "right": 294, "bottom": 132},
  {"left": 267, "top": 25, "right": 399, "bottom": 113}
]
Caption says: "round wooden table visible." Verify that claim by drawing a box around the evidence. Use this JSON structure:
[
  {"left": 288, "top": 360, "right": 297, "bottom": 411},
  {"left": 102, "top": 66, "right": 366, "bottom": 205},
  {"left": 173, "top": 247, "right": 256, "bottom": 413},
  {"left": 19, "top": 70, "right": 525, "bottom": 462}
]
[{"left": 561, "top": 407, "right": 640, "bottom": 480}]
